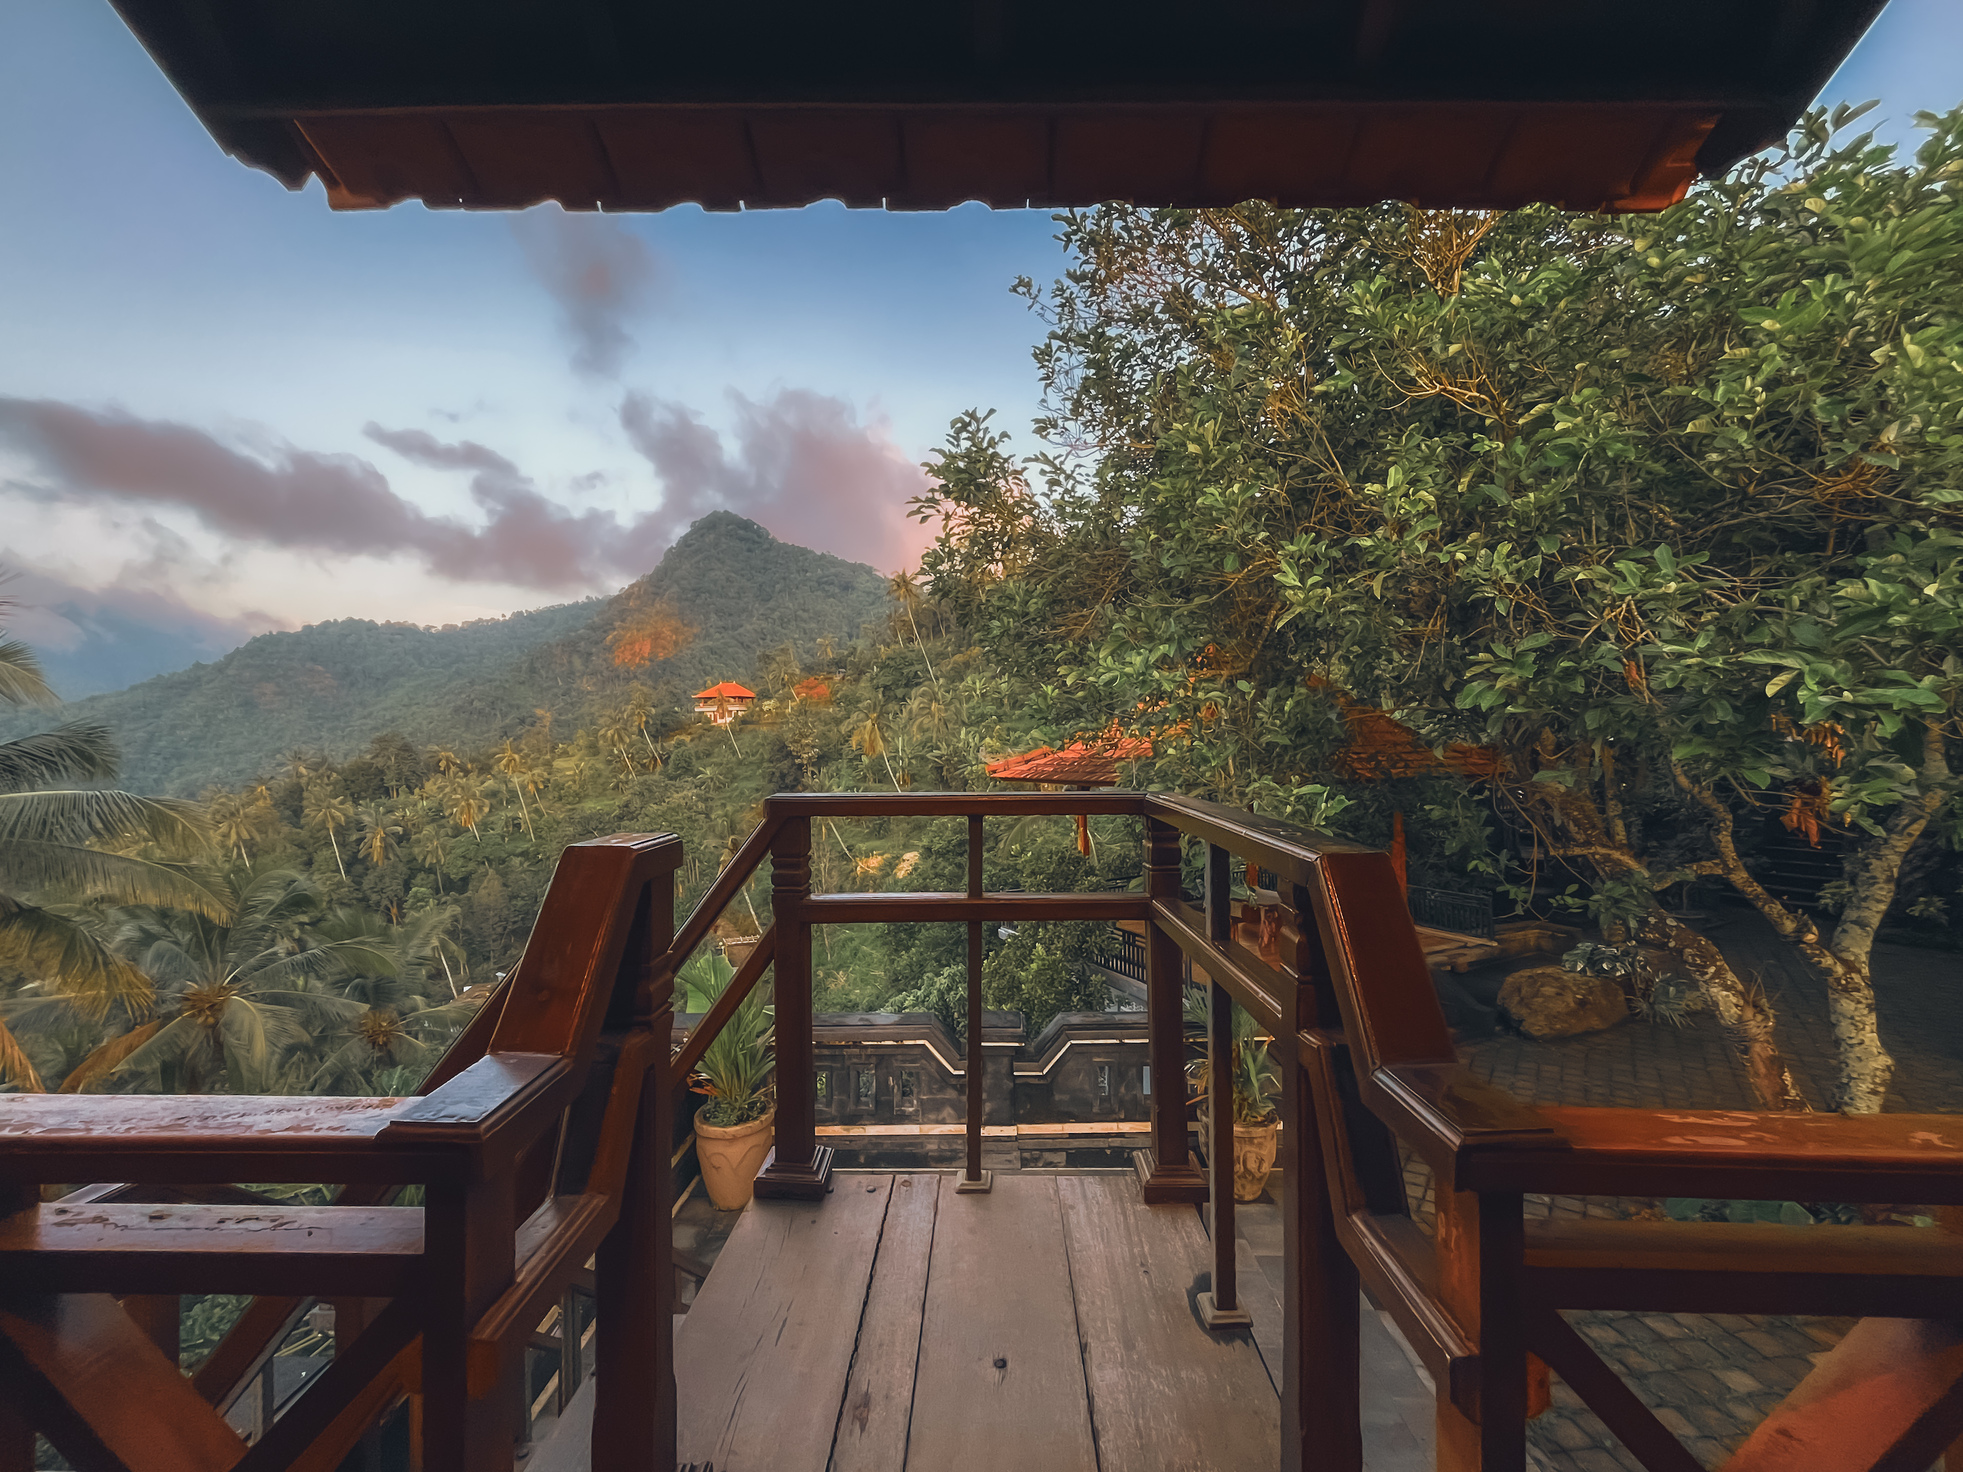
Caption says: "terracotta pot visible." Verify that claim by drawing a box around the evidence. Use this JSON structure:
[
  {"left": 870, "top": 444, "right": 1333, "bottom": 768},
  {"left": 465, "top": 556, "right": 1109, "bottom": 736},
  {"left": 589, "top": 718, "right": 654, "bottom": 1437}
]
[
  {"left": 721, "top": 937, "right": 759, "bottom": 970},
  {"left": 1232, "top": 1119, "right": 1279, "bottom": 1202},
  {"left": 695, "top": 1108, "right": 775, "bottom": 1210}
]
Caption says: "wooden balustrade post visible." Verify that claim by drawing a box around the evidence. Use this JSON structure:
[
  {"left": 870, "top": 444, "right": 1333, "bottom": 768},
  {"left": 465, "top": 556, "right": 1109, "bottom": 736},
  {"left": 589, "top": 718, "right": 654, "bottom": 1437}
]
[
  {"left": 1138, "top": 816, "right": 1206, "bottom": 1204},
  {"left": 1199, "top": 843, "right": 1249, "bottom": 1326},
  {"left": 1434, "top": 1182, "right": 1528, "bottom": 1472},
  {"left": 421, "top": 1171, "right": 518, "bottom": 1472},
  {"left": 1278, "top": 878, "right": 1361, "bottom": 1472},
  {"left": 959, "top": 812, "right": 992, "bottom": 1194},
  {"left": 594, "top": 870, "right": 678, "bottom": 1472},
  {"left": 756, "top": 816, "right": 833, "bottom": 1199}
]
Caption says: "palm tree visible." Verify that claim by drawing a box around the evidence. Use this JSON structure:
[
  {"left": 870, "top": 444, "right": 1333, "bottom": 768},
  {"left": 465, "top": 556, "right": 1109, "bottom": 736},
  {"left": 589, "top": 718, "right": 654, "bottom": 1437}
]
[
  {"left": 597, "top": 716, "right": 636, "bottom": 777},
  {"left": 493, "top": 741, "right": 535, "bottom": 838},
  {"left": 0, "top": 623, "right": 223, "bottom": 1092},
  {"left": 410, "top": 822, "right": 454, "bottom": 894},
  {"left": 624, "top": 688, "right": 662, "bottom": 765},
  {"left": 444, "top": 780, "right": 491, "bottom": 844},
  {"left": 355, "top": 803, "right": 403, "bottom": 866},
  {"left": 303, "top": 783, "right": 354, "bottom": 879},
  {"left": 888, "top": 569, "right": 940, "bottom": 694},
  {"left": 851, "top": 704, "right": 902, "bottom": 792},
  {"left": 431, "top": 748, "right": 464, "bottom": 779},
  {"left": 70, "top": 868, "right": 361, "bottom": 1095},
  {"left": 306, "top": 906, "right": 474, "bottom": 1091}
]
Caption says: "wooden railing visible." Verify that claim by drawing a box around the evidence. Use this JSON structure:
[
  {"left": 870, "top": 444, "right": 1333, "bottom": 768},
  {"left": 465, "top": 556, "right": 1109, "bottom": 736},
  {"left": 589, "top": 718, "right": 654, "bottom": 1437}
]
[{"left": 6, "top": 791, "right": 1962, "bottom": 1472}]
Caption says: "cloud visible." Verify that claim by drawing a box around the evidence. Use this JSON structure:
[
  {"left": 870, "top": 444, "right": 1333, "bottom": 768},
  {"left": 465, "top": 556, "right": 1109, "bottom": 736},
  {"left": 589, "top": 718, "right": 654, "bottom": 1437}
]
[
  {"left": 1, "top": 555, "right": 274, "bottom": 698},
  {"left": 620, "top": 388, "right": 933, "bottom": 571},
  {"left": 510, "top": 208, "right": 662, "bottom": 378},
  {"left": 0, "top": 390, "right": 931, "bottom": 595},
  {"left": 0, "top": 397, "right": 662, "bottom": 590}
]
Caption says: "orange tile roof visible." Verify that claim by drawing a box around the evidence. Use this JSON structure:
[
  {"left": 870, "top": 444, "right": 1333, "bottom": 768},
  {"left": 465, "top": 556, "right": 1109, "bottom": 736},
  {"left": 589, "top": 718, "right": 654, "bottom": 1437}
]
[
  {"left": 986, "top": 732, "right": 1153, "bottom": 787},
  {"left": 1313, "top": 682, "right": 1500, "bottom": 781},
  {"left": 694, "top": 681, "right": 756, "bottom": 701}
]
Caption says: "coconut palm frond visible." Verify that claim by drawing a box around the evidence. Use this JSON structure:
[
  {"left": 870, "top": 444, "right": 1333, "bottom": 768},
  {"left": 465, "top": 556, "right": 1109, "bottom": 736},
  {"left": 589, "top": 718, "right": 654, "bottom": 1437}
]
[
  {"left": 0, "top": 639, "right": 59, "bottom": 711},
  {"left": 0, "top": 840, "right": 230, "bottom": 919},
  {"left": 0, "top": 898, "right": 156, "bottom": 1019},
  {"left": 0, "top": 1015, "right": 46, "bottom": 1092},
  {"left": 58, "top": 1018, "right": 164, "bottom": 1093},
  {"left": 0, "top": 723, "right": 120, "bottom": 793},
  {"left": 0, "top": 787, "right": 208, "bottom": 854}
]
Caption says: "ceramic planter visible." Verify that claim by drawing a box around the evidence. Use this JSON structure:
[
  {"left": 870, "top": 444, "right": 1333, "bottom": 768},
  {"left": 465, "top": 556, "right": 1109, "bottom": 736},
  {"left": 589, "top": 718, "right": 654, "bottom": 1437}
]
[
  {"left": 1232, "top": 1118, "right": 1279, "bottom": 1202},
  {"left": 695, "top": 1108, "right": 776, "bottom": 1210}
]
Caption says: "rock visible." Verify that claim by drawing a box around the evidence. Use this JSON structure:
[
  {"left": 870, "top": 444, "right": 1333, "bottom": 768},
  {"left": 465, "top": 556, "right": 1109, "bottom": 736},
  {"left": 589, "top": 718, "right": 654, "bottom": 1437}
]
[{"left": 1497, "top": 966, "right": 1630, "bottom": 1039}]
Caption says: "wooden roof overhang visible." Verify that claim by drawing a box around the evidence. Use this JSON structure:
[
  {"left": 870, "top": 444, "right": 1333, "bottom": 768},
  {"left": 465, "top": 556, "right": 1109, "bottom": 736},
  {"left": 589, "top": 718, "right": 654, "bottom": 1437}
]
[{"left": 108, "top": 0, "right": 1886, "bottom": 213}]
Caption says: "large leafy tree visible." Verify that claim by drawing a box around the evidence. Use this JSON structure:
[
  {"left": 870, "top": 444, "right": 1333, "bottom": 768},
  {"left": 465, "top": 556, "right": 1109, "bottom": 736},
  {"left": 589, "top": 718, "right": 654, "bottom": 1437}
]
[
  {"left": 917, "top": 105, "right": 1962, "bottom": 1113},
  {"left": 0, "top": 618, "right": 222, "bottom": 1091}
]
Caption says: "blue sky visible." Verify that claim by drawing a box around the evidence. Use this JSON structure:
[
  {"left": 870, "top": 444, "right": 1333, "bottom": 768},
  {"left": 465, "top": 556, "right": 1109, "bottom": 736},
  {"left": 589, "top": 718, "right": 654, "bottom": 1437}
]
[{"left": 0, "top": 0, "right": 1959, "bottom": 693}]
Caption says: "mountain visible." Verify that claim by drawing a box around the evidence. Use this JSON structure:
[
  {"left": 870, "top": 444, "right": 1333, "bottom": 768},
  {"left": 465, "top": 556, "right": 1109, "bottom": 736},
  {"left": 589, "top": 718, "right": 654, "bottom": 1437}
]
[{"left": 3, "top": 514, "right": 891, "bottom": 795}]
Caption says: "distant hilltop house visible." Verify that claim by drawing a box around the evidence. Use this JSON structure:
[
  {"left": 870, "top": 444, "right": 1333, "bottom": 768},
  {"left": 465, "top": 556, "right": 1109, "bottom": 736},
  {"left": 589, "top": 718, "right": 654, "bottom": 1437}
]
[{"left": 694, "top": 681, "right": 756, "bottom": 725}]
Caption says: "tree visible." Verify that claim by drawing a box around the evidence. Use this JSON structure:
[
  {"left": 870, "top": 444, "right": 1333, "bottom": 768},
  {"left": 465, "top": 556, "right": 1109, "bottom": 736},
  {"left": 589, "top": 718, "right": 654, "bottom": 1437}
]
[
  {"left": 355, "top": 803, "right": 403, "bottom": 867},
  {"left": 0, "top": 620, "right": 223, "bottom": 1091},
  {"left": 888, "top": 570, "right": 941, "bottom": 694},
  {"left": 917, "top": 106, "right": 1963, "bottom": 1113},
  {"left": 303, "top": 782, "right": 355, "bottom": 879},
  {"left": 306, "top": 905, "right": 471, "bottom": 1091},
  {"left": 493, "top": 740, "right": 535, "bottom": 838},
  {"left": 73, "top": 869, "right": 361, "bottom": 1095},
  {"left": 851, "top": 704, "right": 902, "bottom": 791}
]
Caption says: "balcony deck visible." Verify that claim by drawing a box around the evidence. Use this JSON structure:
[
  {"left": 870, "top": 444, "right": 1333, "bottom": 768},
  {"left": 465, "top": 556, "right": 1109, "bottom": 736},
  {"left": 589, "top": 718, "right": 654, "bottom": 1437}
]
[{"left": 533, "top": 1170, "right": 1432, "bottom": 1472}]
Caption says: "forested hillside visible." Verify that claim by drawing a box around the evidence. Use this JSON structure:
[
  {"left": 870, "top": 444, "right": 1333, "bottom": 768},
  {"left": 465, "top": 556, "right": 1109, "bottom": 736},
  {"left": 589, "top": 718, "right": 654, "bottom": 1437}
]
[{"left": 1, "top": 514, "right": 888, "bottom": 795}]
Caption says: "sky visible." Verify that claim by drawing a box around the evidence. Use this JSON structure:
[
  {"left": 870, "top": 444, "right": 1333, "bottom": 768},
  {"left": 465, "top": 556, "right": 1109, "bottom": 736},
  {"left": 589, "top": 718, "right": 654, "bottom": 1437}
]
[{"left": 1, "top": 0, "right": 1960, "bottom": 695}]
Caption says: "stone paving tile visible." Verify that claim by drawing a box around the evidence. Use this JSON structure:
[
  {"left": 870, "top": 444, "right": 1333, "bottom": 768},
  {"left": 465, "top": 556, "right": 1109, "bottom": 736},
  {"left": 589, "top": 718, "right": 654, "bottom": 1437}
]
[{"left": 1421, "top": 915, "right": 1959, "bottom": 1471}]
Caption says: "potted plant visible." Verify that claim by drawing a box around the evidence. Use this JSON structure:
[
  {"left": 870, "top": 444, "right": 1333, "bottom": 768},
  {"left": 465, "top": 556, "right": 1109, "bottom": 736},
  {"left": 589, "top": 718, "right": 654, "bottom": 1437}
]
[
  {"left": 1186, "top": 989, "right": 1282, "bottom": 1202},
  {"left": 684, "top": 955, "right": 776, "bottom": 1210}
]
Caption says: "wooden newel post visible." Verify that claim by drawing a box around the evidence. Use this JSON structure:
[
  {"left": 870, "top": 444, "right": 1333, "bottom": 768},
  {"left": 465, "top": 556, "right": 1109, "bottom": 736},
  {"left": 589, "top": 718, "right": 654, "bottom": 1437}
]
[
  {"left": 594, "top": 863, "right": 680, "bottom": 1472},
  {"left": 755, "top": 816, "right": 833, "bottom": 1200},
  {"left": 1282, "top": 876, "right": 1361, "bottom": 1472},
  {"left": 1139, "top": 816, "right": 1206, "bottom": 1204}
]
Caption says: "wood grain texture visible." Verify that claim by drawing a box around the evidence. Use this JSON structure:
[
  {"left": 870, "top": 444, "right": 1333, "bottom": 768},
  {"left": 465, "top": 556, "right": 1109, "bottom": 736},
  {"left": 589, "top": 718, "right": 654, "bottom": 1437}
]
[
  {"left": 905, "top": 1174, "right": 1096, "bottom": 1472},
  {"left": 675, "top": 1177, "right": 892, "bottom": 1472},
  {"left": 0, "top": 1293, "right": 248, "bottom": 1472},
  {"left": 1058, "top": 1175, "right": 1279, "bottom": 1472},
  {"left": 828, "top": 1174, "right": 938, "bottom": 1472},
  {"left": 0, "top": 1203, "right": 423, "bottom": 1297}
]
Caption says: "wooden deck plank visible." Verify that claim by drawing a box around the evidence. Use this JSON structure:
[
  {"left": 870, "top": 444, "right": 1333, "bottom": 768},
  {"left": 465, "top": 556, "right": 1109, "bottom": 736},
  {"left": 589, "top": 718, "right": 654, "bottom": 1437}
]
[
  {"left": 829, "top": 1174, "right": 939, "bottom": 1472},
  {"left": 1058, "top": 1175, "right": 1279, "bottom": 1471},
  {"left": 905, "top": 1174, "right": 1096, "bottom": 1472},
  {"left": 676, "top": 1176, "right": 893, "bottom": 1472},
  {"left": 1232, "top": 1231, "right": 1284, "bottom": 1395}
]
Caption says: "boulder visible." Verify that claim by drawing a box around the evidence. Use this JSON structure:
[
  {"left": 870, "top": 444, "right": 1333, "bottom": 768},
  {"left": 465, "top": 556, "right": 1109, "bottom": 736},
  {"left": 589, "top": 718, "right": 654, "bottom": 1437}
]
[{"left": 1497, "top": 966, "right": 1629, "bottom": 1040}]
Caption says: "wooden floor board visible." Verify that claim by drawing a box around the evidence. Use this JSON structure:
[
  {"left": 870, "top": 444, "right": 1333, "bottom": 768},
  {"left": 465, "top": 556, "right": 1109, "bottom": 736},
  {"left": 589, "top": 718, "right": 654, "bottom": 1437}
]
[
  {"left": 829, "top": 1174, "right": 940, "bottom": 1472},
  {"left": 904, "top": 1174, "right": 1097, "bottom": 1472},
  {"left": 676, "top": 1176, "right": 893, "bottom": 1472},
  {"left": 1059, "top": 1176, "right": 1280, "bottom": 1471}
]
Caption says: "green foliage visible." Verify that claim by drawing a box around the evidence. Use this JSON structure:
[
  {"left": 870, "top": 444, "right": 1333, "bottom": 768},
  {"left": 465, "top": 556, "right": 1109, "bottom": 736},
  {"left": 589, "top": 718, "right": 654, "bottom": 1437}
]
[
  {"left": 918, "top": 104, "right": 1963, "bottom": 1030},
  {"left": 687, "top": 958, "right": 775, "bottom": 1128},
  {"left": 1183, "top": 991, "right": 1280, "bottom": 1124}
]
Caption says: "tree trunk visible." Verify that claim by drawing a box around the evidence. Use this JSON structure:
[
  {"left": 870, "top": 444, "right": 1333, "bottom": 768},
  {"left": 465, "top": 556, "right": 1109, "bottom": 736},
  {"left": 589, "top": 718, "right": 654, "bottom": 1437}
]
[
  {"left": 1677, "top": 750, "right": 1953, "bottom": 1115},
  {"left": 1820, "top": 730, "right": 1953, "bottom": 1112},
  {"left": 1638, "top": 908, "right": 1809, "bottom": 1112},
  {"left": 1533, "top": 764, "right": 1809, "bottom": 1113}
]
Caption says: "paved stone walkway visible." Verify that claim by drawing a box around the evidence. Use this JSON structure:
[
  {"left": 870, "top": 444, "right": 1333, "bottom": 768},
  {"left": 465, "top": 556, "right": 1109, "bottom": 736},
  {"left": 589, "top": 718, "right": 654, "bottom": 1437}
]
[{"left": 1433, "top": 913, "right": 1961, "bottom": 1470}]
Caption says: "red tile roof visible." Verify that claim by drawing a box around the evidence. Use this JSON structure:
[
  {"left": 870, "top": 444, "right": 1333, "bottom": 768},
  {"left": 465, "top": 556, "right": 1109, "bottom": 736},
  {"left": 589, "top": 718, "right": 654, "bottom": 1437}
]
[
  {"left": 694, "top": 681, "right": 756, "bottom": 701},
  {"left": 1318, "top": 687, "right": 1500, "bottom": 782},
  {"left": 986, "top": 733, "right": 1153, "bottom": 787}
]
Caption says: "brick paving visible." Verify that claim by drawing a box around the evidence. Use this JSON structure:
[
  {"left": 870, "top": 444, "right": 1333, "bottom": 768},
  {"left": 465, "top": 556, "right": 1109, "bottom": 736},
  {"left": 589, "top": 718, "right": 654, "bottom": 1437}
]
[{"left": 1423, "top": 913, "right": 1962, "bottom": 1470}]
